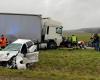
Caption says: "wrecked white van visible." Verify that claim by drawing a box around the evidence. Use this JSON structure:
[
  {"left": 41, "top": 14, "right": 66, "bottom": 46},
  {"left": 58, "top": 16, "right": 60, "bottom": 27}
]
[{"left": 0, "top": 39, "right": 39, "bottom": 69}]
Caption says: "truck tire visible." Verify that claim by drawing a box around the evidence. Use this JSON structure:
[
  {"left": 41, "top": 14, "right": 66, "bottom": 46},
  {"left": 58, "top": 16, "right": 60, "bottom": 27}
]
[{"left": 47, "top": 41, "right": 57, "bottom": 49}]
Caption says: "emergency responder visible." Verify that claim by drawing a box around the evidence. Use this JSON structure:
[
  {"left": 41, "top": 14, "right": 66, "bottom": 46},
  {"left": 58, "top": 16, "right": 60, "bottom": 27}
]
[
  {"left": 78, "top": 41, "right": 86, "bottom": 49},
  {"left": 0, "top": 34, "right": 8, "bottom": 49},
  {"left": 71, "top": 35, "right": 78, "bottom": 49},
  {"left": 93, "top": 33, "right": 100, "bottom": 51},
  {"left": 90, "top": 34, "right": 95, "bottom": 47}
]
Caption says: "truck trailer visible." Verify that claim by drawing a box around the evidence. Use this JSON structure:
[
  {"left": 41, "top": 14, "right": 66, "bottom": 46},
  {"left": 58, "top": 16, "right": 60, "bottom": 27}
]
[{"left": 0, "top": 13, "right": 63, "bottom": 49}]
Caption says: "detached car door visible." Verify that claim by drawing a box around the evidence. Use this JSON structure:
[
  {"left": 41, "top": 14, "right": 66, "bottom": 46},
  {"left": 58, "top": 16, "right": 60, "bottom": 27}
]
[{"left": 24, "top": 41, "right": 39, "bottom": 63}]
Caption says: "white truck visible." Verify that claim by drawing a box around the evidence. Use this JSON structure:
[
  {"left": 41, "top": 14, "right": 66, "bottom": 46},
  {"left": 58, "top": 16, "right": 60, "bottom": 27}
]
[{"left": 0, "top": 13, "right": 63, "bottom": 49}]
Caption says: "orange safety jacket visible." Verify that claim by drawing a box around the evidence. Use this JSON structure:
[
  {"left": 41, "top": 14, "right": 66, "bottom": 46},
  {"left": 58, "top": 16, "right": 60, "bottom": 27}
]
[{"left": 0, "top": 37, "right": 8, "bottom": 48}]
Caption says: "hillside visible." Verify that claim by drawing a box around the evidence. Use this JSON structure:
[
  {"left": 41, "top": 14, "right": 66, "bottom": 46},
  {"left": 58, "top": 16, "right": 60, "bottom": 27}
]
[
  {"left": 63, "top": 27, "right": 100, "bottom": 34},
  {"left": 80, "top": 27, "right": 100, "bottom": 33}
]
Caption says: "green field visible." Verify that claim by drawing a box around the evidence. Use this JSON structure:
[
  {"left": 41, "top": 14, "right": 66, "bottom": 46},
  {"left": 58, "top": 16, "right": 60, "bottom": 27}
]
[
  {"left": 0, "top": 32, "right": 100, "bottom": 80},
  {"left": 0, "top": 49, "right": 100, "bottom": 80}
]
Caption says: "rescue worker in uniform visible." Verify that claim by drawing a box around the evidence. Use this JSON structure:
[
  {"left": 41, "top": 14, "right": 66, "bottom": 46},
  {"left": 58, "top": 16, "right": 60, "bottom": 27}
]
[
  {"left": 0, "top": 34, "right": 8, "bottom": 49},
  {"left": 71, "top": 35, "right": 78, "bottom": 49}
]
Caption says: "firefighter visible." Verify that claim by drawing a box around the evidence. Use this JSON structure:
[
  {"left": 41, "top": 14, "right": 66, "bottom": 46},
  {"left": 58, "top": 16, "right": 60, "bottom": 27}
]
[
  {"left": 71, "top": 35, "right": 78, "bottom": 49},
  {"left": 0, "top": 34, "right": 8, "bottom": 49}
]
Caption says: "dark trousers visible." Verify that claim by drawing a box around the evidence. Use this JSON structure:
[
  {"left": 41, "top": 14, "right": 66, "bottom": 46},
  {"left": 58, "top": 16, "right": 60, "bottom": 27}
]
[{"left": 94, "top": 42, "right": 99, "bottom": 51}]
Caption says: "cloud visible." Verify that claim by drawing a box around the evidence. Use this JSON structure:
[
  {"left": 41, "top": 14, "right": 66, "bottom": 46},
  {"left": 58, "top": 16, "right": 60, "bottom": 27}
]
[
  {"left": 46, "top": 0, "right": 100, "bottom": 30},
  {"left": 0, "top": 0, "right": 47, "bottom": 14}
]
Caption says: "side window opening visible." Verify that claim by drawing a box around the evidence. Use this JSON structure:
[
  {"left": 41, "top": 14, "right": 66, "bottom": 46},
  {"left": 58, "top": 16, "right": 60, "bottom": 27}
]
[
  {"left": 56, "top": 27, "right": 63, "bottom": 34},
  {"left": 47, "top": 26, "right": 49, "bottom": 34},
  {"left": 21, "top": 44, "right": 27, "bottom": 57},
  {"left": 26, "top": 41, "right": 33, "bottom": 48}
]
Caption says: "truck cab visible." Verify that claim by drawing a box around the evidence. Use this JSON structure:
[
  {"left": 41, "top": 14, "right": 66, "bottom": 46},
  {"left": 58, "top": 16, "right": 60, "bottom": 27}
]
[{"left": 42, "top": 18, "right": 63, "bottom": 49}]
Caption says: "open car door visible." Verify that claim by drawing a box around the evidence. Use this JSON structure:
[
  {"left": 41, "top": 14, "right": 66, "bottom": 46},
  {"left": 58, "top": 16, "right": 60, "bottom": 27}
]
[
  {"left": 25, "top": 52, "right": 39, "bottom": 63},
  {"left": 23, "top": 44, "right": 39, "bottom": 64}
]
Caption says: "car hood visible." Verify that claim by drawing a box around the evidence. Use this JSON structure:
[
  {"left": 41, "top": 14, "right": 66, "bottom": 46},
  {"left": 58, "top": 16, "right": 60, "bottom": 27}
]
[{"left": 0, "top": 51, "right": 19, "bottom": 61}]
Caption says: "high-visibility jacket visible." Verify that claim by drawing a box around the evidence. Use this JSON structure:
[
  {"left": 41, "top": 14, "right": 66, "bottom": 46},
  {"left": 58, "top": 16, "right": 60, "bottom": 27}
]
[
  {"left": 71, "top": 36, "right": 77, "bottom": 43},
  {"left": 0, "top": 37, "right": 8, "bottom": 47}
]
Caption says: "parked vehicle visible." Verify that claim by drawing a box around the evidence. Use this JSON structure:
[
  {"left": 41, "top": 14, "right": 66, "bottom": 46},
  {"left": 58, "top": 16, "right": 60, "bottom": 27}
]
[
  {"left": 0, "top": 39, "right": 39, "bottom": 69},
  {"left": 0, "top": 13, "right": 63, "bottom": 49}
]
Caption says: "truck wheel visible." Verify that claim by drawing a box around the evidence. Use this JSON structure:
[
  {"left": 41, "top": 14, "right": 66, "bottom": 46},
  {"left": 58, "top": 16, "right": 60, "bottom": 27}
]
[{"left": 48, "top": 41, "right": 57, "bottom": 49}]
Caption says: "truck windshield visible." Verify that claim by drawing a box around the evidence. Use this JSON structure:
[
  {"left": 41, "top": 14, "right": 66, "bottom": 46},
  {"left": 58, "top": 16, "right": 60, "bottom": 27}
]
[
  {"left": 56, "top": 27, "right": 63, "bottom": 34},
  {"left": 2, "top": 43, "right": 22, "bottom": 51}
]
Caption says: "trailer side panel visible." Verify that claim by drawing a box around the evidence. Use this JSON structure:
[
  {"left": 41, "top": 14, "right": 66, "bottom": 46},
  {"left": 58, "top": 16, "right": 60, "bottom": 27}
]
[{"left": 0, "top": 14, "right": 42, "bottom": 42}]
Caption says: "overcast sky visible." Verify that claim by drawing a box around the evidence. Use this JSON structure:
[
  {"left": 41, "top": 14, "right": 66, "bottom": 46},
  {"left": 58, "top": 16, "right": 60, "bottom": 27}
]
[{"left": 0, "top": 0, "right": 100, "bottom": 30}]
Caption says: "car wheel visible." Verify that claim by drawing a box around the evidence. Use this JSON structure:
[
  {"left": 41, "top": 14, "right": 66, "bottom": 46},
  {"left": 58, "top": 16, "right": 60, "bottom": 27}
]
[
  {"left": 26, "top": 63, "right": 34, "bottom": 69},
  {"left": 26, "top": 63, "right": 32, "bottom": 69}
]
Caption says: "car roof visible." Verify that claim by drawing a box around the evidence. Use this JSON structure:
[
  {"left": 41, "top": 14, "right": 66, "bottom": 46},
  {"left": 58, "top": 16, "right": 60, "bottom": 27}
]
[{"left": 12, "top": 39, "right": 31, "bottom": 45}]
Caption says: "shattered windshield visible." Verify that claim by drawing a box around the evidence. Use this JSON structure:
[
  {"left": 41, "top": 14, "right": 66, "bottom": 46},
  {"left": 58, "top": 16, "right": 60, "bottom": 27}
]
[{"left": 2, "top": 43, "right": 22, "bottom": 51}]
